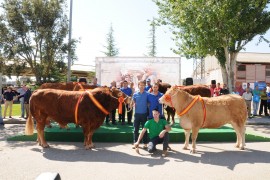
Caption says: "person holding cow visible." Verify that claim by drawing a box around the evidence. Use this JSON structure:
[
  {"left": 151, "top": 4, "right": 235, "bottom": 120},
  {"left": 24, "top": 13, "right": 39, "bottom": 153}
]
[
  {"left": 119, "top": 80, "right": 133, "bottom": 125},
  {"left": 134, "top": 108, "right": 171, "bottom": 157},
  {"left": 132, "top": 80, "right": 149, "bottom": 149}
]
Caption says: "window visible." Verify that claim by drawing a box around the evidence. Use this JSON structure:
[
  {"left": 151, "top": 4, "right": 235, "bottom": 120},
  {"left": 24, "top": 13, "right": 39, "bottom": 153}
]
[{"left": 237, "top": 65, "right": 246, "bottom": 71}]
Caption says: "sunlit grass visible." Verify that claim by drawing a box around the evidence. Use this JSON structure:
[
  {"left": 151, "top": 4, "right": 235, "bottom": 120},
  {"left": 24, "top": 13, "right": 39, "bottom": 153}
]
[{"left": 1, "top": 103, "right": 21, "bottom": 117}]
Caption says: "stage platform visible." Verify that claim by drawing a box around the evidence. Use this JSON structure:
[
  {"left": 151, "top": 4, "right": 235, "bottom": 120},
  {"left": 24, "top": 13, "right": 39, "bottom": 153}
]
[{"left": 7, "top": 120, "right": 270, "bottom": 143}]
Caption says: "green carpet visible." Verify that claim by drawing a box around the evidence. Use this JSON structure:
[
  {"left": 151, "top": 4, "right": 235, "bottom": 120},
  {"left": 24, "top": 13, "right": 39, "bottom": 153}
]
[{"left": 7, "top": 120, "right": 270, "bottom": 142}]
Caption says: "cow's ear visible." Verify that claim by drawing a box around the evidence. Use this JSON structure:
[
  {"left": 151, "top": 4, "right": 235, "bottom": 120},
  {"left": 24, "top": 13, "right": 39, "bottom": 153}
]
[{"left": 118, "top": 92, "right": 123, "bottom": 97}]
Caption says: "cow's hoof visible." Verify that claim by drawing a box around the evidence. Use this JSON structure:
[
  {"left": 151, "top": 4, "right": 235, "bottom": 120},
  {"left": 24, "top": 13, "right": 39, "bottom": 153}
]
[
  {"left": 240, "top": 146, "right": 245, "bottom": 150},
  {"left": 135, "top": 148, "right": 140, "bottom": 154},
  {"left": 190, "top": 149, "right": 196, "bottom": 154},
  {"left": 42, "top": 144, "right": 50, "bottom": 148},
  {"left": 183, "top": 147, "right": 189, "bottom": 150},
  {"left": 235, "top": 144, "right": 240, "bottom": 148},
  {"left": 85, "top": 145, "right": 92, "bottom": 150}
]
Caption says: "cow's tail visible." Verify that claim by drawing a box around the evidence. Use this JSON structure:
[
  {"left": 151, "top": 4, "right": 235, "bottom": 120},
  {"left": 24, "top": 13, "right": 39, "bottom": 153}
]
[{"left": 25, "top": 105, "right": 34, "bottom": 135}]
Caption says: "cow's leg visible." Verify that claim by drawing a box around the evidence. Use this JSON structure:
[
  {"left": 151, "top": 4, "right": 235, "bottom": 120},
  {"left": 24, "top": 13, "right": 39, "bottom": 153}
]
[
  {"left": 183, "top": 129, "right": 191, "bottom": 150},
  {"left": 231, "top": 122, "right": 241, "bottom": 148},
  {"left": 85, "top": 131, "right": 95, "bottom": 149},
  {"left": 171, "top": 110, "right": 175, "bottom": 124},
  {"left": 239, "top": 125, "right": 246, "bottom": 150},
  {"left": 166, "top": 112, "right": 171, "bottom": 123},
  {"left": 36, "top": 122, "right": 49, "bottom": 148},
  {"left": 191, "top": 127, "right": 199, "bottom": 154}
]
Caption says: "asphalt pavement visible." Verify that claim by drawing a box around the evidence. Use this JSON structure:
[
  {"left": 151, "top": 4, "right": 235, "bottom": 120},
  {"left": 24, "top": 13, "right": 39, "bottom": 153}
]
[{"left": 0, "top": 116, "right": 270, "bottom": 180}]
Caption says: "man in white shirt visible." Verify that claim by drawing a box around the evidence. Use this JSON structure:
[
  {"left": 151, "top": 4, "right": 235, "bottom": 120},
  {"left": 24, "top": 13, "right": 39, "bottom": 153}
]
[{"left": 242, "top": 87, "right": 253, "bottom": 118}]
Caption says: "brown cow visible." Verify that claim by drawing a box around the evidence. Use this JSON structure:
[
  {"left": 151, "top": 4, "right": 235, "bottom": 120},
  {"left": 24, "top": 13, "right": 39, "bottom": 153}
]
[
  {"left": 158, "top": 83, "right": 211, "bottom": 123},
  {"left": 159, "top": 86, "right": 247, "bottom": 153},
  {"left": 25, "top": 87, "right": 131, "bottom": 149},
  {"left": 39, "top": 82, "right": 99, "bottom": 128},
  {"left": 39, "top": 82, "right": 97, "bottom": 91}
]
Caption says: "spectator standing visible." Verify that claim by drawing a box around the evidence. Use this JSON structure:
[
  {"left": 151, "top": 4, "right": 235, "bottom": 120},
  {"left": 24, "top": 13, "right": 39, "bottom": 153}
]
[
  {"left": 246, "top": 83, "right": 253, "bottom": 94},
  {"left": 267, "top": 88, "right": 270, "bottom": 116},
  {"left": 147, "top": 83, "right": 164, "bottom": 119},
  {"left": 0, "top": 94, "right": 4, "bottom": 126},
  {"left": 252, "top": 85, "right": 260, "bottom": 116},
  {"left": 17, "top": 85, "right": 26, "bottom": 118},
  {"left": 23, "top": 85, "right": 32, "bottom": 119},
  {"left": 91, "top": 77, "right": 101, "bottom": 87},
  {"left": 213, "top": 83, "right": 222, "bottom": 96},
  {"left": 145, "top": 79, "right": 152, "bottom": 92},
  {"left": 120, "top": 80, "right": 133, "bottom": 125},
  {"left": 2, "top": 86, "right": 17, "bottom": 118},
  {"left": 242, "top": 87, "right": 253, "bottom": 118},
  {"left": 220, "top": 84, "right": 230, "bottom": 95},
  {"left": 234, "top": 84, "right": 245, "bottom": 96},
  {"left": 259, "top": 87, "right": 268, "bottom": 116},
  {"left": 132, "top": 80, "right": 148, "bottom": 149}
]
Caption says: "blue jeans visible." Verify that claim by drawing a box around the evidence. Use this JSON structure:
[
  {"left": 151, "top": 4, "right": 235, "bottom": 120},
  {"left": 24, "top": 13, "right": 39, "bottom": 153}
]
[
  {"left": 133, "top": 113, "right": 148, "bottom": 144},
  {"left": 20, "top": 100, "right": 25, "bottom": 117},
  {"left": 0, "top": 104, "right": 4, "bottom": 124},
  {"left": 253, "top": 101, "right": 259, "bottom": 115},
  {"left": 148, "top": 132, "right": 169, "bottom": 152}
]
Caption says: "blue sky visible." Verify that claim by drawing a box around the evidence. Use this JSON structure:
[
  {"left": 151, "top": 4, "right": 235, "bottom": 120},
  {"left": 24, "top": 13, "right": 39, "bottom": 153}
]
[{"left": 71, "top": 0, "right": 270, "bottom": 78}]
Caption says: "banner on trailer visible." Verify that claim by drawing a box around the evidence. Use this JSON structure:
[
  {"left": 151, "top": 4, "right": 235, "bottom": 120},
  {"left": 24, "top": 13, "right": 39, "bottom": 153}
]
[{"left": 96, "top": 57, "right": 181, "bottom": 89}]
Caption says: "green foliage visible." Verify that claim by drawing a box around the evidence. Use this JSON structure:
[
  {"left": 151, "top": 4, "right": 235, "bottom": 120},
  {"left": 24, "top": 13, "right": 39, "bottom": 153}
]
[
  {"left": 147, "top": 18, "right": 157, "bottom": 57},
  {"left": 102, "top": 24, "right": 119, "bottom": 57},
  {"left": 0, "top": 0, "right": 78, "bottom": 84},
  {"left": 154, "top": 0, "right": 270, "bottom": 89}
]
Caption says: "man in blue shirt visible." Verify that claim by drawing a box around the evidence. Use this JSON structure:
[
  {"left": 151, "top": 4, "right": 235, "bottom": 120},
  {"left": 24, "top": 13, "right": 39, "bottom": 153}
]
[
  {"left": 120, "top": 80, "right": 133, "bottom": 125},
  {"left": 145, "top": 78, "right": 152, "bottom": 92},
  {"left": 132, "top": 80, "right": 148, "bottom": 149},
  {"left": 147, "top": 83, "right": 164, "bottom": 119}
]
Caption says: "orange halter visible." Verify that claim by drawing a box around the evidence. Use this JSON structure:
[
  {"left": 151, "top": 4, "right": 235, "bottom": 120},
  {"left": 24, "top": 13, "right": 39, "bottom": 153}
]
[
  {"left": 164, "top": 93, "right": 207, "bottom": 127},
  {"left": 74, "top": 90, "right": 109, "bottom": 124},
  {"left": 118, "top": 96, "right": 124, "bottom": 114},
  {"left": 72, "top": 82, "right": 85, "bottom": 91}
]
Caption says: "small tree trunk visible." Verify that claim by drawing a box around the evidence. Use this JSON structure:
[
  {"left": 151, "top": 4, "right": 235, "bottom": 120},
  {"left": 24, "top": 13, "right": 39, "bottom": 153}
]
[{"left": 221, "top": 66, "right": 228, "bottom": 86}]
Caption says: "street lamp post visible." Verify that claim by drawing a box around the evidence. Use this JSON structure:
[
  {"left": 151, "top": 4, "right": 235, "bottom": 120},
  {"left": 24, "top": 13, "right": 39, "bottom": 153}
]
[{"left": 67, "top": 0, "right": 73, "bottom": 82}]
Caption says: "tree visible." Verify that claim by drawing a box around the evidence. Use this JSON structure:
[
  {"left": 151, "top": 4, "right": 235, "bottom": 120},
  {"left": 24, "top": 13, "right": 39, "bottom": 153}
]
[
  {"left": 147, "top": 18, "right": 157, "bottom": 57},
  {"left": 0, "top": 0, "right": 78, "bottom": 84},
  {"left": 102, "top": 24, "right": 119, "bottom": 56},
  {"left": 154, "top": 0, "right": 270, "bottom": 91}
]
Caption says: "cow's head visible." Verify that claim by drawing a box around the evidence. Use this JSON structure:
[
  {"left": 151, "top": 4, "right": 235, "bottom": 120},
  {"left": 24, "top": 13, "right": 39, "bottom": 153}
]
[
  {"left": 110, "top": 87, "right": 132, "bottom": 105},
  {"left": 159, "top": 86, "right": 179, "bottom": 107}
]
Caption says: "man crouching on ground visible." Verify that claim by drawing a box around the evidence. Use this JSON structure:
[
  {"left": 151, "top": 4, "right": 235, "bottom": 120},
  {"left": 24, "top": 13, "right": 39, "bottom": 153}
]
[{"left": 134, "top": 108, "right": 171, "bottom": 157}]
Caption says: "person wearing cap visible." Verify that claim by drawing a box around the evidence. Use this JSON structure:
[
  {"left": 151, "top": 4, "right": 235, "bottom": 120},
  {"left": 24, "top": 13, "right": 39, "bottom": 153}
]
[
  {"left": 145, "top": 79, "right": 152, "bottom": 91},
  {"left": 134, "top": 108, "right": 171, "bottom": 156}
]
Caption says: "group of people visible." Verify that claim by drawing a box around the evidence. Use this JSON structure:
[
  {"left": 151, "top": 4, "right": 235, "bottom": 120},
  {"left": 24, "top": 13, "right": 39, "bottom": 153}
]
[
  {"left": 0, "top": 85, "right": 32, "bottom": 126},
  {"left": 242, "top": 83, "right": 270, "bottom": 118},
  {"left": 210, "top": 82, "right": 270, "bottom": 118},
  {"left": 104, "top": 78, "right": 171, "bottom": 156}
]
